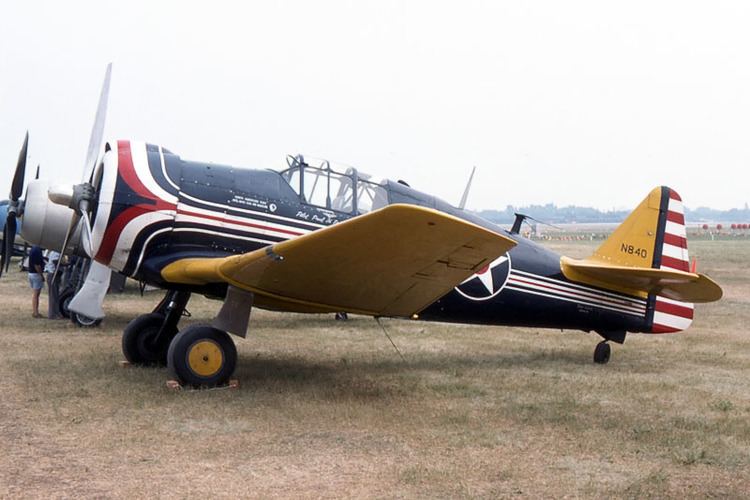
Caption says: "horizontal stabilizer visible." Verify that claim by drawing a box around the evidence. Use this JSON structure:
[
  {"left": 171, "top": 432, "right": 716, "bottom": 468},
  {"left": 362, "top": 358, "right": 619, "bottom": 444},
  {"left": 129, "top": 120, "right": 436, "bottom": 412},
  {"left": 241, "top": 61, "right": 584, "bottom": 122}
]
[
  {"left": 162, "top": 204, "right": 516, "bottom": 317},
  {"left": 560, "top": 256, "right": 723, "bottom": 303}
]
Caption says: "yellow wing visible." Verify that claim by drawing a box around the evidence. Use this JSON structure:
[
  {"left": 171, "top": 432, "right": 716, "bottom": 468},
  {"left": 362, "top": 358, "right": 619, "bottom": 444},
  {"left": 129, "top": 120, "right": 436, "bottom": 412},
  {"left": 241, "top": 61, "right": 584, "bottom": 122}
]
[
  {"left": 560, "top": 256, "right": 723, "bottom": 303},
  {"left": 162, "top": 204, "right": 517, "bottom": 317}
]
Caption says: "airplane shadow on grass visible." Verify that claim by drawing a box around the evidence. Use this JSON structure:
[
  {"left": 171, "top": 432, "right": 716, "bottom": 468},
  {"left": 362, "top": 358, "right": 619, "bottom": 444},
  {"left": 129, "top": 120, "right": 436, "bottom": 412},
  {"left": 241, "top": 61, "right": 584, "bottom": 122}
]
[
  {"left": 229, "top": 352, "right": 587, "bottom": 400},
  {"left": 19, "top": 337, "right": 667, "bottom": 404}
]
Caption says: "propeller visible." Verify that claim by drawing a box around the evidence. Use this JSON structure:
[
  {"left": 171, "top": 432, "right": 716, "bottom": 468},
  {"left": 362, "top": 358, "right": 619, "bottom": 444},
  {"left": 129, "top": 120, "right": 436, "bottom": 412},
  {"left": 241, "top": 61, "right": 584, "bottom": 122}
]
[
  {"left": 83, "top": 63, "right": 112, "bottom": 184},
  {"left": 1, "top": 132, "right": 29, "bottom": 277},
  {"left": 51, "top": 63, "right": 111, "bottom": 281},
  {"left": 46, "top": 63, "right": 113, "bottom": 321}
]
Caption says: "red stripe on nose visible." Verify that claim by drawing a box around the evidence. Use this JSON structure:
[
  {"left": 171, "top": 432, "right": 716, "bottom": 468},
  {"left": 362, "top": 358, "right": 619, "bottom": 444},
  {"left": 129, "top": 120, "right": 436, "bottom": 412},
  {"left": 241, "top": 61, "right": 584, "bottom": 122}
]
[{"left": 94, "top": 141, "right": 176, "bottom": 266}]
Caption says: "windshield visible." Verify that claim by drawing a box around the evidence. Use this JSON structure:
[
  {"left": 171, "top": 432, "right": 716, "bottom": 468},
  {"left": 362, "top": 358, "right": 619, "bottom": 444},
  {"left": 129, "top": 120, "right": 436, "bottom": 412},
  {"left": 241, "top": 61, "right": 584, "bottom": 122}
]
[{"left": 280, "top": 155, "right": 389, "bottom": 215}]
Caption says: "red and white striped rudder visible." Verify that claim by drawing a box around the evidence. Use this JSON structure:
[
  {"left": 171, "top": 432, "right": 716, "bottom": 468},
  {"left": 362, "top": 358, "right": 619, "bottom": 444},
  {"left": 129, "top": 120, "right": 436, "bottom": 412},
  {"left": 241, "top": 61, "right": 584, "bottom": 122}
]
[{"left": 649, "top": 188, "right": 694, "bottom": 333}]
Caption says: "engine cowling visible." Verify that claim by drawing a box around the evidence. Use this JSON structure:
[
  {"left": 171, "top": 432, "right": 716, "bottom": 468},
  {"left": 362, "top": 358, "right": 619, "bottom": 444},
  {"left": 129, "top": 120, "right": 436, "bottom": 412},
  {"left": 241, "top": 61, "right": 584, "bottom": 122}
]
[{"left": 21, "top": 179, "right": 81, "bottom": 254}]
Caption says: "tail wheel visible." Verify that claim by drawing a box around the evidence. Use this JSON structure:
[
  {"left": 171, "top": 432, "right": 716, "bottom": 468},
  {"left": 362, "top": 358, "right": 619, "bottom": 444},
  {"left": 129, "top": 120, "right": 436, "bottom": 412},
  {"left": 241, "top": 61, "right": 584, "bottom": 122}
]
[
  {"left": 167, "top": 325, "right": 237, "bottom": 388},
  {"left": 122, "top": 313, "right": 171, "bottom": 365},
  {"left": 593, "top": 341, "right": 611, "bottom": 364}
]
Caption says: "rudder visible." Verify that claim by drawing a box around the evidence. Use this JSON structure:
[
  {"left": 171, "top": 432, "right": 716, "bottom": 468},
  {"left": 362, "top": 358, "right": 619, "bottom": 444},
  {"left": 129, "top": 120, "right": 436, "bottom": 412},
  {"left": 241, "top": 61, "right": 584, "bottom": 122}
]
[{"left": 648, "top": 188, "right": 694, "bottom": 333}]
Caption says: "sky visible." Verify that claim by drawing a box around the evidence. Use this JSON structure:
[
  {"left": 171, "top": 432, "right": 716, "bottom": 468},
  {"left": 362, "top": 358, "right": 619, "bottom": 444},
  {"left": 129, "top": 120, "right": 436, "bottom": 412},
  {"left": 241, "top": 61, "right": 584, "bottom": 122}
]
[{"left": 1, "top": 0, "right": 748, "bottom": 211}]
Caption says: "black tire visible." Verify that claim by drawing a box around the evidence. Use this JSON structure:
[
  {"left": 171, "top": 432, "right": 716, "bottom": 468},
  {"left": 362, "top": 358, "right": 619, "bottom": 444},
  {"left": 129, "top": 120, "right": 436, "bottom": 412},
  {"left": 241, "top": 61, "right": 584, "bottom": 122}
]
[
  {"left": 167, "top": 325, "right": 237, "bottom": 388},
  {"left": 593, "top": 341, "right": 611, "bottom": 364},
  {"left": 122, "top": 313, "right": 171, "bottom": 365},
  {"left": 58, "top": 289, "right": 75, "bottom": 319},
  {"left": 71, "top": 312, "right": 103, "bottom": 328}
]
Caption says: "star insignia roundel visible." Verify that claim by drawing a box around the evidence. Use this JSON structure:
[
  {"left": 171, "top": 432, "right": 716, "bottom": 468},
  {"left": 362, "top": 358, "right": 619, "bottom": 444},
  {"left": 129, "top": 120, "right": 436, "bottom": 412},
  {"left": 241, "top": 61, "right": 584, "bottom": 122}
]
[{"left": 455, "top": 253, "right": 512, "bottom": 301}]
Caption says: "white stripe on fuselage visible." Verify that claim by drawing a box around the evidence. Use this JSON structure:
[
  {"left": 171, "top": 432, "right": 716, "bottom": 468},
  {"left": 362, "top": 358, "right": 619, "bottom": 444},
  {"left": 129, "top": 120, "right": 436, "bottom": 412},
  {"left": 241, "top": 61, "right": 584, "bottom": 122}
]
[
  {"left": 175, "top": 203, "right": 312, "bottom": 238},
  {"left": 110, "top": 211, "right": 175, "bottom": 272},
  {"left": 503, "top": 283, "right": 645, "bottom": 317},
  {"left": 158, "top": 146, "right": 181, "bottom": 192},
  {"left": 511, "top": 269, "right": 647, "bottom": 305},
  {"left": 130, "top": 141, "right": 179, "bottom": 205},
  {"left": 507, "top": 273, "right": 646, "bottom": 315},
  {"left": 171, "top": 227, "right": 279, "bottom": 246}
]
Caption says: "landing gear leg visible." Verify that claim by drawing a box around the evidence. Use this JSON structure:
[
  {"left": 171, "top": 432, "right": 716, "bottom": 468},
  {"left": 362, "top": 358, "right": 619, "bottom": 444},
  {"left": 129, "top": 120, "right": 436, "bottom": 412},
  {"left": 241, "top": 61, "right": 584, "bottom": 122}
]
[
  {"left": 122, "top": 290, "right": 191, "bottom": 366},
  {"left": 593, "top": 341, "right": 611, "bottom": 364}
]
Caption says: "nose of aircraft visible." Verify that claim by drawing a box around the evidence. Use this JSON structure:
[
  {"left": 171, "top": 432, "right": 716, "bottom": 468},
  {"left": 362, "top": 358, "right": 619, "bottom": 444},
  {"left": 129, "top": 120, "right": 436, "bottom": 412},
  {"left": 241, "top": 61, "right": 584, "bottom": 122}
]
[{"left": 20, "top": 179, "right": 80, "bottom": 253}]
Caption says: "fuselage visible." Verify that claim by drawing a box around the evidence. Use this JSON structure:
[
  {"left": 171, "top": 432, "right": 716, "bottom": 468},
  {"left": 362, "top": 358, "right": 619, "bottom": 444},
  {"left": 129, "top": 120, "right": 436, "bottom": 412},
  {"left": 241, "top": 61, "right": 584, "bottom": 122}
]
[{"left": 86, "top": 140, "right": 649, "bottom": 335}]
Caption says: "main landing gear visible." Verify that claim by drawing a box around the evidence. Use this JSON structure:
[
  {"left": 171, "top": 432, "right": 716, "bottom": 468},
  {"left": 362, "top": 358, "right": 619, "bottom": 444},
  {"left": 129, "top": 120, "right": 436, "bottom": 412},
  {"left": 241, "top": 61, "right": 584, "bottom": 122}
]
[
  {"left": 167, "top": 325, "right": 237, "bottom": 387},
  {"left": 121, "top": 286, "right": 253, "bottom": 388},
  {"left": 122, "top": 290, "right": 191, "bottom": 366}
]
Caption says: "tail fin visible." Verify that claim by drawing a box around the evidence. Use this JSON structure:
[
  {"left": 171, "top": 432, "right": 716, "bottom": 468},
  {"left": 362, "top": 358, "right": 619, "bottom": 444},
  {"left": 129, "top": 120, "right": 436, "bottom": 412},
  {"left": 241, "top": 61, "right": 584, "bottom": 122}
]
[
  {"left": 591, "top": 186, "right": 687, "bottom": 271},
  {"left": 560, "top": 186, "right": 722, "bottom": 332}
]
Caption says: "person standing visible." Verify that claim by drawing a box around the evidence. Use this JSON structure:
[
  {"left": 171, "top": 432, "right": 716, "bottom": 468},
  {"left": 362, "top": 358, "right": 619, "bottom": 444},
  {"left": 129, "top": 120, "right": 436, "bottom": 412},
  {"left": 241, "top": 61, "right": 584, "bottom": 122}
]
[
  {"left": 28, "top": 245, "right": 45, "bottom": 318},
  {"left": 45, "top": 250, "right": 63, "bottom": 319}
]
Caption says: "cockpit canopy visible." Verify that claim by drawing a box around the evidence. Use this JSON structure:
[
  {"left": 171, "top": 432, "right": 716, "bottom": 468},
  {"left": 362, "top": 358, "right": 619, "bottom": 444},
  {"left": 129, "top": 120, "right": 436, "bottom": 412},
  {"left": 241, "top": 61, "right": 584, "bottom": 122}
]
[{"left": 280, "top": 155, "right": 389, "bottom": 215}]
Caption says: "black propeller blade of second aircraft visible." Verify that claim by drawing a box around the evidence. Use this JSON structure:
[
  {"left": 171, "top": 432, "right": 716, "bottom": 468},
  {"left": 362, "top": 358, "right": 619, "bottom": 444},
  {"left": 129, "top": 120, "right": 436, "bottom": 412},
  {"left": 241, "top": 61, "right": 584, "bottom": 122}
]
[{"left": 1, "top": 132, "right": 29, "bottom": 276}]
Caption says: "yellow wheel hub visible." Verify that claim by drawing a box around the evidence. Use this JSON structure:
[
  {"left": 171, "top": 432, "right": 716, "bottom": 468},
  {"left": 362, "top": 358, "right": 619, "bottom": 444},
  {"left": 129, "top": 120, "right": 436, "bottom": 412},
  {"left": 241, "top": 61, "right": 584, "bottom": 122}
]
[{"left": 187, "top": 340, "right": 224, "bottom": 377}]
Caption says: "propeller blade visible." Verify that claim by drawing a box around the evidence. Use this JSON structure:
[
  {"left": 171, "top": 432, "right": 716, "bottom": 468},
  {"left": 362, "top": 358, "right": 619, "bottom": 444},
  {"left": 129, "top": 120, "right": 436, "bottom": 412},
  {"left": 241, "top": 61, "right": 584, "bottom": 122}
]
[
  {"left": 67, "top": 260, "right": 111, "bottom": 320},
  {"left": 80, "top": 211, "right": 94, "bottom": 257},
  {"left": 82, "top": 63, "right": 112, "bottom": 183},
  {"left": 2, "top": 216, "right": 17, "bottom": 275},
  {"left": 52, "top": 211, "right": 81, "bottom": 283},
  {"left": 0, "top": 232, "right": 5, "bottom": 276},
  {"left": 10, "top": 131, "right": 29, "bottom": 201},
  {"left": 1, "top": 224, "right": 9, "bottom": 277},
  {"left": 35, "top": 164, "right": 40, "bottom": 180}
]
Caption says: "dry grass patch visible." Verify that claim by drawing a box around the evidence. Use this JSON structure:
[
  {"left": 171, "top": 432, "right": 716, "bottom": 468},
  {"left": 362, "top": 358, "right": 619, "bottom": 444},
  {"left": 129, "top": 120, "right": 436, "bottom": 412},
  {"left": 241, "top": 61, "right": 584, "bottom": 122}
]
[{"left": 0, "top": 239, "right": 748, "bottom": 497}]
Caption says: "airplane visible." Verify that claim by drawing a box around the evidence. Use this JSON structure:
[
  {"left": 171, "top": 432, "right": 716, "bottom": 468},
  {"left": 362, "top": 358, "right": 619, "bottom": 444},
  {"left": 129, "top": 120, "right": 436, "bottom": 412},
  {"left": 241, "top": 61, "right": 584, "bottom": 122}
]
[
  {"left": 1, "top": 143, "right": 102, "bottom": 325},
  {"left": 0, "top": 202, "right": 23, "bottom": 257},
  {"left": 3, "top": 65, "right": 722, "bottom": 388}
]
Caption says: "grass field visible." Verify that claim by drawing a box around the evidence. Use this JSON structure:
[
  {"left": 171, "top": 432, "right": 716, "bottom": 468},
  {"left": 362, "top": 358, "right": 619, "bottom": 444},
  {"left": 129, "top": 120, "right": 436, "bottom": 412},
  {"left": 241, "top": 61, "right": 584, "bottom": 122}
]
[{"left": 0, "top": 240, "right": 748, "bottom": 498}]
